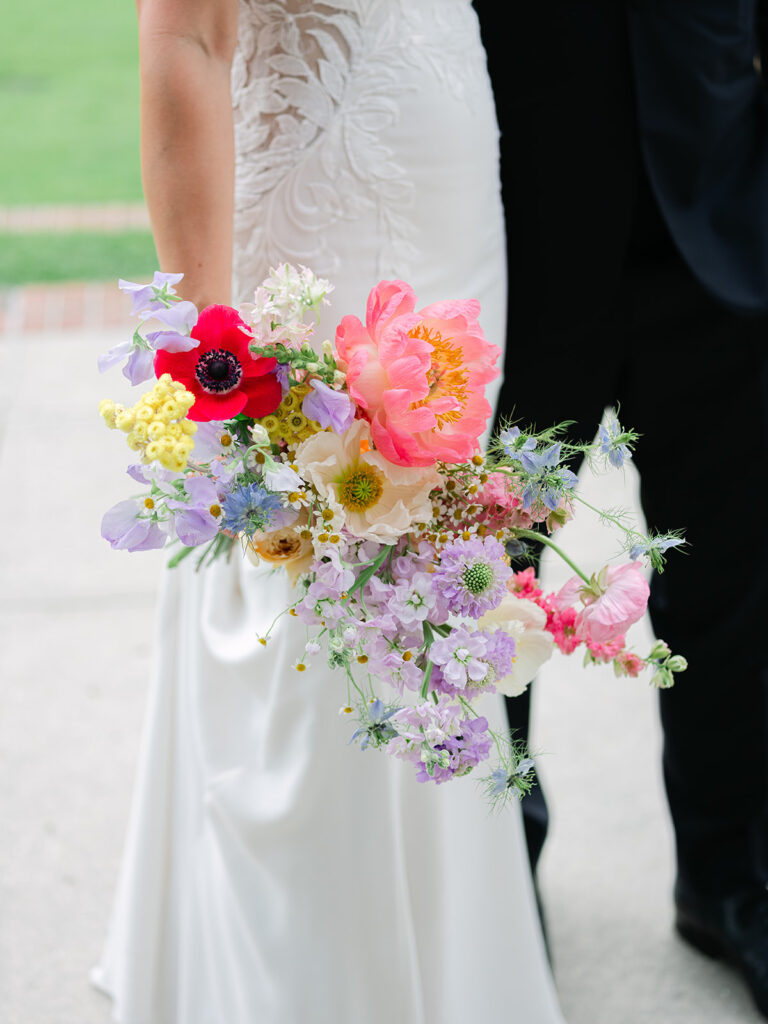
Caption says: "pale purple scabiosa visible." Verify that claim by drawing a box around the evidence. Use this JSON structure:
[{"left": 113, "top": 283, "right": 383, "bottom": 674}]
[{"left": 433, "top": 535, "right": 512, "bottom": 618}]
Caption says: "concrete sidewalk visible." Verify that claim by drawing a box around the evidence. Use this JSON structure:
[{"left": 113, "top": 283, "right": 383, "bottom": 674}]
[{"left": 0, "top": 324, "right": 761, "bottom": 1024}]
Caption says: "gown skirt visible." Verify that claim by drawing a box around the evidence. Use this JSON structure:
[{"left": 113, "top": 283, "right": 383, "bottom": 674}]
[{"left": 93, "top": 1, "right": 568, "bottom": 1020}]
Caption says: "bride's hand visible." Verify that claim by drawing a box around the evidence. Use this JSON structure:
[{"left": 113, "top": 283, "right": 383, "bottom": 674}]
[{"left": 136, "top": 0, "right": 239, "bottom": 307}]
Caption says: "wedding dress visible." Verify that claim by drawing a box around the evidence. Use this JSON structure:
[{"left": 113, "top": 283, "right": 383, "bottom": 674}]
[{"left": 93, "top": 2, "right": 567, "bottom": 1021}]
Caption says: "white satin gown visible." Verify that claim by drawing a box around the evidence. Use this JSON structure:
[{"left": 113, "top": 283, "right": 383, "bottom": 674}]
[{"left": 93, "top": 2, "right": 568, "bottom": 1021}]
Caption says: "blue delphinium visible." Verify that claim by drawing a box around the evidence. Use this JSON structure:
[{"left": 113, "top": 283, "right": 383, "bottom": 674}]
[{"left": 221, "top": 482, "right": 285, "bottom": 537}]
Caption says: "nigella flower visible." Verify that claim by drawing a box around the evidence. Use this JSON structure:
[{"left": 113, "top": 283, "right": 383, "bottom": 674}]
[
  {"left": 518, "top": 443, "right": 578, "bottom": 512},
  {"left": 350, "top": 699, "right": 399, "bottom": 751},
  {"left": 598, "top": 411, "right": 632, "bottom": 469},
  {"left": 628, "top": 534, "right": 685, "bottom": 569},
  {"left": 433, "top": 535, "right": 512, "bottom": 618},
  {"left": 220, "top": 483, "right": 286, "bottom": 537},
  {"left": 488, "top": 757, "right": 536, "bottom": 799},
  {"left": 499, "top": 426, "right": 537, "bottom": 461}
]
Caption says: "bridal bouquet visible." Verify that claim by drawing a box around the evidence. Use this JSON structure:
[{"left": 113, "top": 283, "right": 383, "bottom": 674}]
[{"left": 99, "top": 266, "right": 686, "bottom": 803}]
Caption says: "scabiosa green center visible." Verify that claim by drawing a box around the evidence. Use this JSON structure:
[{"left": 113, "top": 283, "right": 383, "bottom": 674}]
[
  {"left": 461, "top": 561, "right": 495, "bottom": 595},
  {"left": 433, "top": 535, "right": 512, "bottom": 618}
]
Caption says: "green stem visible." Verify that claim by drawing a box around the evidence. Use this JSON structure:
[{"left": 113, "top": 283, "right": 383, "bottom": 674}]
[{"left": 515, "top": 529, "right": 591, "bottom": 585}]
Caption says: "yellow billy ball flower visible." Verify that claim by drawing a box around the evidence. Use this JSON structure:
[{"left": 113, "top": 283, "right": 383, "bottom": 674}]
[
  {"left": 99, "top": 399, "right": 117, "bottom": 429},
  {"left": 148, "top": 421, "right": 167, "bottom": 441}
]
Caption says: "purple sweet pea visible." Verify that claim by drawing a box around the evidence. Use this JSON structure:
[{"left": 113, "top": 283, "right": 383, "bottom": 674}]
[
  {"left": 165, "top": 476, "right": 221, "bottom": 546},
  {"left": 102, "top": 499, "right": 168, "bottom": 552},
  {"left": 145, "top": 329, "right": 200, "bottom": 355},
  {"left": 140, "top": 299, "right": 198, "bottom": 333},
  {"left": 123, "top": 346, "right": 156, "bottom": 385},
  {"left": 97, "top": 339, "right": 133, "bottom": 374},
  {"left": 119, "top": 272, "right": 184, "bottom": 315},
  {"left": 302, "top": 379, "right": 356, "bottom": 434}
]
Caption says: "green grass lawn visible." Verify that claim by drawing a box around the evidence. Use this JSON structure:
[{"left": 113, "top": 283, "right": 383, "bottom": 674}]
[
  {"left": 0, "top": 0, "right": 142, "bottom": 205},
  {"left": 0, "top": 232, "right": 157, "bottom": 285}
]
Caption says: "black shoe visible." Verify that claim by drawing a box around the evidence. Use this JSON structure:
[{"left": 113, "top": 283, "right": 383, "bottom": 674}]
[{"left": 675, "top": 883, "right": 768, "bottom": 1020}]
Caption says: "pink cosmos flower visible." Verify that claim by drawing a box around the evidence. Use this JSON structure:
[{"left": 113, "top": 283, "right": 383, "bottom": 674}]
[
  {"left": 555, "top": 563, "right": 650, "bottom": 644},
  {"left": 335, "top": 280, "right": 500, "bottom": 467}
]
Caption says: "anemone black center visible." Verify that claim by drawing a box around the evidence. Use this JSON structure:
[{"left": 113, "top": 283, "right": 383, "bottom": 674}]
[{"left": 196, "top": 348, "right": 243, "bottom": 394}]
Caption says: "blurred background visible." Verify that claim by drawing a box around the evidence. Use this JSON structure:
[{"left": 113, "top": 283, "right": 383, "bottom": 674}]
[
  {"left": 0, "top": 1, "right": 154, "bottom": 307},
  {"left": 0, "top": 6, "right": 763, "bottom": 1024}
]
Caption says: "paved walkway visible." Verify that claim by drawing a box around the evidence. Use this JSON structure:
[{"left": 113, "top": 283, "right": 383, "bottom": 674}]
[
  {"left": 0, "top": 203, "right": 150, "bottom": 335},
  {"left": 0, "top": 316, "right": 761, "bottom": 1023}
]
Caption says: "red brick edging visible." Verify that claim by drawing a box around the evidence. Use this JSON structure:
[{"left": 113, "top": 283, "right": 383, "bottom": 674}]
[{"left": 0, "top": 282, "right": 136, "bottom": 336}]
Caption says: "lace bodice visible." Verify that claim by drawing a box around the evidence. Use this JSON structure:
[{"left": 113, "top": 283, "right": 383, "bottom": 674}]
[{"left": 231, "top": 0, "right": 488, "bottom": 301}]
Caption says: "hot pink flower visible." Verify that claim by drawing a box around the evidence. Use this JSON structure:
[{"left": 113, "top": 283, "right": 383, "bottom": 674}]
[
  {"left": 555, "top": 563, "right": 650, "bottom": 644},
  {"left": 335, "top": 280, "right": 500, "bottom": 467}
]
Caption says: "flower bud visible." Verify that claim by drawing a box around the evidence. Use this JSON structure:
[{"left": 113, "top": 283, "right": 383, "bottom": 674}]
[
  {"left": 667, "top": 655, "right": 688, "bottom": 673},
  {"left": 649, "top": 639, "right": 671, "bottom": 660},
  {"left": 249, "top": 423, "right": 271, "bottom": 447},
  {"left": 650, "top": 668, "right": 674, "bottom": 689}
]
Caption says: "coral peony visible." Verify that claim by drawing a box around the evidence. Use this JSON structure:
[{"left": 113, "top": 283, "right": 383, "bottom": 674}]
[
  {"left": 154, "top": 305, "right": 281, "bottom": 422},
  {"left": 294, "top": 419, "right": 439, "bottom": 543},
  {"left": 335, "top": 280, "right": 500, "bottom": 467}
]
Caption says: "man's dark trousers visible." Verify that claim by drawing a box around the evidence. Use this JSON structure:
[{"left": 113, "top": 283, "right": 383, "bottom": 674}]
[{"left": 474, "top": 0, "right": 768, "bottom": 901}]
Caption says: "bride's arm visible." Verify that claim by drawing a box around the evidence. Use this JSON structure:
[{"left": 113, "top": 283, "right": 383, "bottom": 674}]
[{"left": 136, "top": 0, "right": 239, "bottom": 308}]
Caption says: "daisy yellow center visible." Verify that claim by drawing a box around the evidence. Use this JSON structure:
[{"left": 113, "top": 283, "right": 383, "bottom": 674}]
[
  {"left": 408, "top": 324, "right": 469, "bottom": 429},
  {"left": 337, "top": 463, "right": 384, "bottom": 512}
]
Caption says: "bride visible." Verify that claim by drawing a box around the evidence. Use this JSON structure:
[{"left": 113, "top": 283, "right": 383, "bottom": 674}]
[{"left": 93, "top": 1, "right": 568, "bottom": 1021}]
